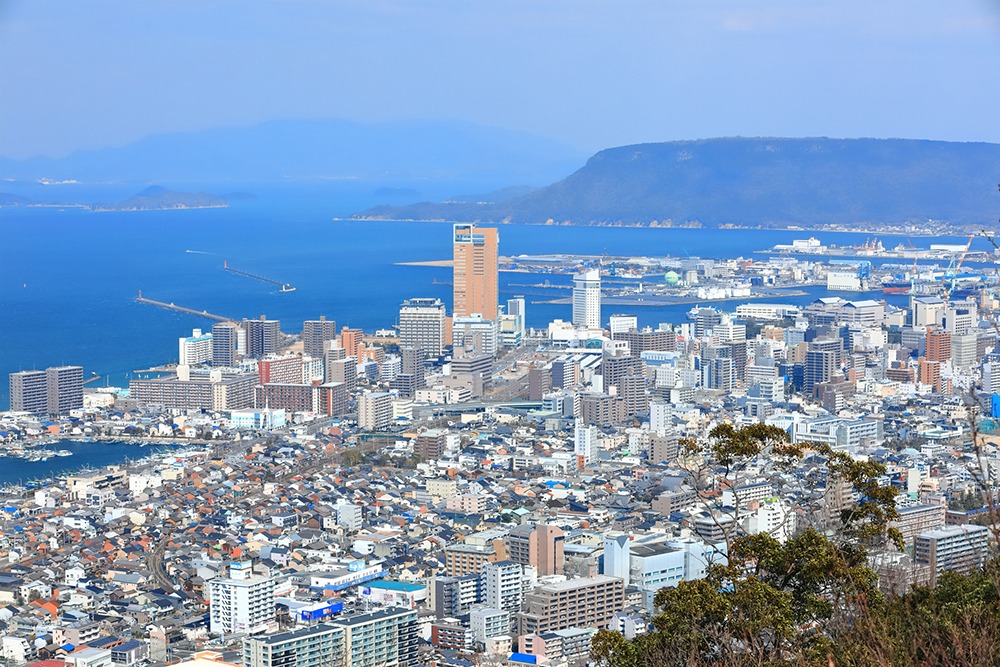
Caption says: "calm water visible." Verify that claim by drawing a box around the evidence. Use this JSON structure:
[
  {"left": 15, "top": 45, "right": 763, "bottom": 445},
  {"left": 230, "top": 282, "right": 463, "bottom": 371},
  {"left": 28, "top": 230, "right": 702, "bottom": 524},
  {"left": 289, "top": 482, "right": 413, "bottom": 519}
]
[
  {"left": 0, "top": 439, "right": 177, "bottom": 486},
  {"left": 1, "top": 179, "right": 990, "bottom": 420}
]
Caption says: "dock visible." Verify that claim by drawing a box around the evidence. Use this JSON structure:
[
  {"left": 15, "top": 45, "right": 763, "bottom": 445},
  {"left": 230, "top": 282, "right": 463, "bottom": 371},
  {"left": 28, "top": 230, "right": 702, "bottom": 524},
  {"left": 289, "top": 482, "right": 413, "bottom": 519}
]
[
  {"left": 136, "top": 293, "right": 234, "bottom": 321},
  {"left": 223, "top": 261, "right": 296, "bottom": 292}
]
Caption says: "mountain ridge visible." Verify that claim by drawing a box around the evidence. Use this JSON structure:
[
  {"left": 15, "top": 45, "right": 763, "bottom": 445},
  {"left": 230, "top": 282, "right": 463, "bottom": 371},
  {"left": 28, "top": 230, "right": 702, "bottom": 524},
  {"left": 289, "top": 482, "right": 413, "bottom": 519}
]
[
  {"left": 353, "top": 136, "right": 1000, "bottom": 230},
  {"left": 0, "top": 119, "right": 587, "bottom": 185}
]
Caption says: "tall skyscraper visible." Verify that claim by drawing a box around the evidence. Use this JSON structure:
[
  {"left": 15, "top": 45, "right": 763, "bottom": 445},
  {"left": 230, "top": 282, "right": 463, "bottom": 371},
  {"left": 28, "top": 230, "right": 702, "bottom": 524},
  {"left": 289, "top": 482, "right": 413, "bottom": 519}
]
[
  {"left": 572, "top": 269, "right": 601, "bottom": 329},
  {"left": 302, "top": 316, "right": 337, "bottom": 358},
  {"left": 9, "top": 370, "right": 47, "bottom": 413},
  {"left": 46, "top": 366, "right": 83, "bottom": 414},
  {"left": 453, "top": 224, "right": 499, "bottom": 320},
  {"left": 244, "top": 316, "right": 281, "bottom": 358},
  {"left": 398, "top": 298, "right": 447, "bottom": 355},
  {"left": 212, "top": 321, "right": 240, "bottom": 367}
]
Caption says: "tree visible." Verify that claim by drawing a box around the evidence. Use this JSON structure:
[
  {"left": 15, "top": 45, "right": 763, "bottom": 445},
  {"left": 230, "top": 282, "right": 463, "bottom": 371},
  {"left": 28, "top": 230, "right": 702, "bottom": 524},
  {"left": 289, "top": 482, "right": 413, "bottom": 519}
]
[{"left": 593, "top": 423, "right": 903, "bottom": 667}]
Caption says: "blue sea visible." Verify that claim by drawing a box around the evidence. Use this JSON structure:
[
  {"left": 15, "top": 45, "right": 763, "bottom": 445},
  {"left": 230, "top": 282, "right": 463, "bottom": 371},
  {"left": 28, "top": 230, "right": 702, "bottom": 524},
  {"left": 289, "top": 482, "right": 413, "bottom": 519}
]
[
  {"left": 0, "top": 178, "right": 991, "bottom": 425},
  {"left": 0, "top": 439, "right": 174, "bottom": 487}
]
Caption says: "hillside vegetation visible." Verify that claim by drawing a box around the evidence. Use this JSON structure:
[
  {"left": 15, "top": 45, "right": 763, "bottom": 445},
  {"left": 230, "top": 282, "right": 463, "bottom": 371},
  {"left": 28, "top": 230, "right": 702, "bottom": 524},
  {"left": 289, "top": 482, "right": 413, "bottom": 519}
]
[{"left": 356, "top": 137, "right": 1000, "bottom": 229}]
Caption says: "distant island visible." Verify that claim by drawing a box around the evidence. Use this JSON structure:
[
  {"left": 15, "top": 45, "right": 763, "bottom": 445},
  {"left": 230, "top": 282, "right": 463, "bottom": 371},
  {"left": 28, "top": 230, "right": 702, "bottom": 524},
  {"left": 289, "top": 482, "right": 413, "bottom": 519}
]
[
  {"left": 352, "top": 137, "right": 1000, "bottom": 233},
  {"left": 0, "top": 185, "right": 238, "bottom": 211},
  {"left": 88, "top": 185, "right": 229, "bottom": 211}
]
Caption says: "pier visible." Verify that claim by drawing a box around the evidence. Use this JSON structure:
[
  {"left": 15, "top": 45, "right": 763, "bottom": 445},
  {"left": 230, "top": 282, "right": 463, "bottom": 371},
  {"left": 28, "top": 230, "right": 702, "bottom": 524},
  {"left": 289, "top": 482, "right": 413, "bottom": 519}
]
[
  {"left": 223, "top": 261, "right": 296, "bottom": 292},
  {"left": 135, "top": 292, "right": 234, "bottom": 321}
]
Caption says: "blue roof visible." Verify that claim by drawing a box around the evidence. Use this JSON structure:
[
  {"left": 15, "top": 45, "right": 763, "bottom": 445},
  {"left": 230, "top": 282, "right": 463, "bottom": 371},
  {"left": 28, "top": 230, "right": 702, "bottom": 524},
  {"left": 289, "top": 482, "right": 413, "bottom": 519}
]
[
  {"left": 509, "top": 654, "right": 537, "bottom": 664},
  {"left": 366, "top": 580, "right": 425, "bottom": 592}
]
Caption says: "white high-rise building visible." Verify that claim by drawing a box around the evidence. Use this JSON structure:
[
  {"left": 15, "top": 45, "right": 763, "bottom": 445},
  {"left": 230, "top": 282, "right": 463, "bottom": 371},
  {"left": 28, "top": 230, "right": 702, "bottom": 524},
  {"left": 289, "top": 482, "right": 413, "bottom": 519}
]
[
  {"left": 179, "top": 329, "right": 213, "bottom": 365},
  {"left": 603, "top": 534, "right": 631, "bottom": 587},
  {"left": 573, "top": 269, "right": 601, "bottom": 329},
  {"left": 609, "top": 314, "right": 638, "bottom": 335},
  {"left": 398, "top": 298, "right": 447, "bottom": 355},
  {"left": 507, "top": 298, "right": 526, "bottom": 335},
  {"left": 483, "top": 560, "right": 523, "bottom": 614},
  {"left": 650, "top": 401, "right": 672, "bottom": 431},
  {"left": 984, "top": 360, "right": 1000, "bottom": 395},
  {"left": 358, "top": 391, "right": 392, "bottom": 430},
  {"left": 208, "top": 560, "right": 276, "bottom": 635},
  {"left": 574, "top": 423, "right": 599, "bottom": 466},
  {"left": 452, "top": 314, "right": 499, "bottom": 357}
]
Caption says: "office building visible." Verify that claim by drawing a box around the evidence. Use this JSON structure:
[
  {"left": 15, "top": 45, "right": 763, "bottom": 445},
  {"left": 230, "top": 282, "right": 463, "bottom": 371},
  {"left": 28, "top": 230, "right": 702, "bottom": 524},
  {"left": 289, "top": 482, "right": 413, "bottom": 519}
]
[
  {"left": 46, "top": 365, "right": 83, "bottom": 414},
  {"left": 517, "top": 575, "right": 625, "bottom": 635},
  {"left": 694, "top": 309, "right": 722, "bottom": 338},
  {"left": 302, "top": 316, "right": 337, "bottom": 358},
  {"left": 9, "top": 370, "right": 47, "bottom": 413},
  {"left": 614, "top": 327, "right": 676, "bottom": 354},
  {"left": 453, "top": 224, "right": 499, "bottom": 320},
  {"left": 483, "top": 560, "right": 523, "bottom": 614},
  {"left": 506, "top": 523, "right": 565, "bottom": 576},
  {"left": 208, "top": 560, "right": 276, "bottom": 635},
  {"left": 242, "top": 608, "right": 418, "bottom": 667},
  {"left": 212, "top": 322, "right": 240, "bottom": 367},
  {"left": 398, "top": 298, "right": 447, "bottom": 355},
  {"left": 804, "top": 348, "right": 837, "bottom": 397},
  {"left": 452, "top": 314, "right": 498, "bottom": 357},
  {"left": 926, "top": 329, "right": 952, "bottom": 363},
  {"left": 951, "top": 333, "right": 977, "bottom": 369},
  {"left": 499, "top": 313, "right": 523, "bottom": 348},
  {"left": 609, "top": 314, "right": 638, "bottom": 335},
  {"left": 572, "top": 269, "right": 601, "bottom": 329},
  {"left": 244, "top": 317, "right": 281, "bottom": 359},
  {"left": 178, "top": 329, "right": 213, "bottom": 366},
  {"left": 358, "top": 391, "right": 392, "bottom": 430},
  {"left": 984, "top": 360, "right": 1000, "bottom": 394},
  {"left": 507, "top": 297, "right": 526, "bottom": 335},
  {"left": 914, "top": 525, "right": 989, "bottom": 586}
]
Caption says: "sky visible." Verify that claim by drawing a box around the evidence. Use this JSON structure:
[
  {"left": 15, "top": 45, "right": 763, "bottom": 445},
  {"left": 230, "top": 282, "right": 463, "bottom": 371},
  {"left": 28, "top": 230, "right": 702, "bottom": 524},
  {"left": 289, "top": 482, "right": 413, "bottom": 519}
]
[{"left": 2, "top": 0, "right": 1000, "bottom": 159}]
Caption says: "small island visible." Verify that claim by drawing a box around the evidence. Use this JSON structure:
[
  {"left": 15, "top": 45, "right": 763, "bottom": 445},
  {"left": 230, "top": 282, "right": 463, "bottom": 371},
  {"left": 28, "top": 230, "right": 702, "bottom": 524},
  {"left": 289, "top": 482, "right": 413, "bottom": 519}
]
[{"left": 88, "top": 185, "right": 229, "bottom": 211}]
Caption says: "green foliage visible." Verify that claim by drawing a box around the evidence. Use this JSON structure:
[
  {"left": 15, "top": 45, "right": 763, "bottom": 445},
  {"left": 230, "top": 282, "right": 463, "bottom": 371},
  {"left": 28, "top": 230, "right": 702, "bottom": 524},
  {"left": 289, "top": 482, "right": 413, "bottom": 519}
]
[
  {"left": 948, "top": 489, "right": 985, "bottom": 511},
  {"left": 594, "top": 423, "right": 908, "bottom": 667}
]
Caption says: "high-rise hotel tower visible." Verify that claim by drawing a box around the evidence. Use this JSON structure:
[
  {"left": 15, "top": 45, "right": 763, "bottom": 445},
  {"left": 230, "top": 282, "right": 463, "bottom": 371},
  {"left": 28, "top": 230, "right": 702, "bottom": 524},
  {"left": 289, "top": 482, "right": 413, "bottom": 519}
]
[{"left": 453, "top": 224, "right": 499, "bottom": 320}]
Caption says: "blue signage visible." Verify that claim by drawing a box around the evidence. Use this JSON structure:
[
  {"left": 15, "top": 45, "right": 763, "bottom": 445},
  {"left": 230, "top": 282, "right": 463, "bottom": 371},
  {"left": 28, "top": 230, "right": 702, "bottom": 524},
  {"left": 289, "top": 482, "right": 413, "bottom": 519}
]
[{"left": 300, "top": 602, "right": 343, "bottom": 620}]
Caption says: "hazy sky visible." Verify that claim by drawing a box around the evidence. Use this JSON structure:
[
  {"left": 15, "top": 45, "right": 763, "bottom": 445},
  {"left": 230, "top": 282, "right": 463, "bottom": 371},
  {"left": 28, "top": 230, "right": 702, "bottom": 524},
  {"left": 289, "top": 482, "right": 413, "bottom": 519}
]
[{"left": 2, "top": 0, "right": 1000, "bottom": 159}]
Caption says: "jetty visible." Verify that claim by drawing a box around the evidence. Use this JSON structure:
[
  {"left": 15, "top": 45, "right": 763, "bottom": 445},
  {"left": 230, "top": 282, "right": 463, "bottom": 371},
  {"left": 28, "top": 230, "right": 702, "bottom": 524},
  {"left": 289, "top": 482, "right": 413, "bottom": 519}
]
[
  {"left": 223, "top": 261, "right": 296, "bottom": 292},
  {"left": 135, "top": 292, "right": 234, "bottom": 322}
]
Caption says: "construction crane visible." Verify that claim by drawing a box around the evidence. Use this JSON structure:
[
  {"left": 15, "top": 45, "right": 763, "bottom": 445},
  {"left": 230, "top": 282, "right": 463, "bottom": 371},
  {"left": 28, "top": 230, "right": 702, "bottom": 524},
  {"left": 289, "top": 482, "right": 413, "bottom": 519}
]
[{"left": 942, "top": 235, "right": 975, "bottom": 304}]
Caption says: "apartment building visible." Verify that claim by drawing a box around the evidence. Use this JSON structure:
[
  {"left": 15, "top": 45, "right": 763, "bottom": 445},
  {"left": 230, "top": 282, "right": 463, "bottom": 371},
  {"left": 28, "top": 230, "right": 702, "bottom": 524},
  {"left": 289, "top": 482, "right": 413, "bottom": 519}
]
[{"left": 517, "top": 575, "right": 625, "bottom": 635}]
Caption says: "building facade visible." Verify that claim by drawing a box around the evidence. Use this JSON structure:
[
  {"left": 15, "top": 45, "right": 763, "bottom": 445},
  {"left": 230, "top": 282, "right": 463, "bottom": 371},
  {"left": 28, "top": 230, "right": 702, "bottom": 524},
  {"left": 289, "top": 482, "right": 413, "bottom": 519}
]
[{"left": 453, "top": 224, "right": 499, "bottom": 320}]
